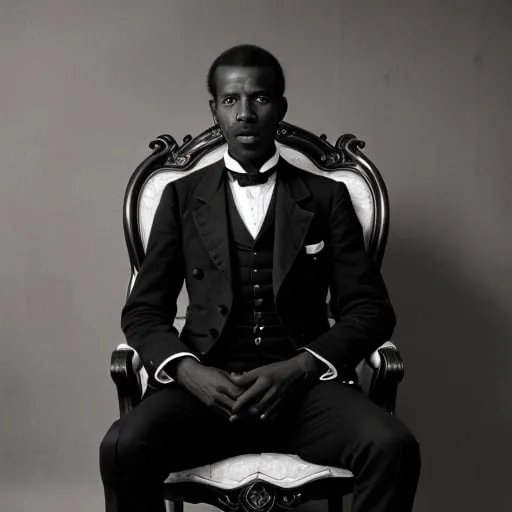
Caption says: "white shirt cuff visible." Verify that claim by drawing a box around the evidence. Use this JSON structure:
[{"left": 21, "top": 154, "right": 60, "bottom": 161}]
[
  {"left": 155, "top": 353, "right": 200, "bottom": 384},
  {"left": 302, "top": 348, "right": 338, "bottom": 381}
]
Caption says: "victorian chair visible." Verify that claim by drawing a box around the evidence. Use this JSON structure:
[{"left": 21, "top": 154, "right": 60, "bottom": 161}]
[{"left": 109, "top": 122, "right": 404, "bottom": 512}]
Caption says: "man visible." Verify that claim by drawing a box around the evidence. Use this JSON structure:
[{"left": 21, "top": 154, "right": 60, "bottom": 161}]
[{"left": 100, "top": 45, "right": 420, "bottom": 512}]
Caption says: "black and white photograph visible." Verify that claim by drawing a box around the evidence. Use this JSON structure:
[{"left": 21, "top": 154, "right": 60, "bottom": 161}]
[{"left": 1, "top": 2, "right": 511, "bottom": 512}]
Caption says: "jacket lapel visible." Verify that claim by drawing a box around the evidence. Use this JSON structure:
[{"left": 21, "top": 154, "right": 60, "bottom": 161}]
[
  {"left": 191, "top": 157, "right": 313, "bottom": 291},
  {"left": 273, "top": 159, "right": 314, "bottom": 298},
  {"left": 192, "top": 160, "right": 232, "bottom": 282}
]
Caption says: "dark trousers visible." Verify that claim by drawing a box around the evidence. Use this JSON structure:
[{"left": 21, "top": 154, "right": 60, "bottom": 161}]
[{"left": 100, "top": 381, "right": 420, "bottom": 512}]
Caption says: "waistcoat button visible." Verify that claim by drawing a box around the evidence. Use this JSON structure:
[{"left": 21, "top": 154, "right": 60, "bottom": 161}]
[{"left": 192, "top": 268, "right": 204, "bottom": 280}]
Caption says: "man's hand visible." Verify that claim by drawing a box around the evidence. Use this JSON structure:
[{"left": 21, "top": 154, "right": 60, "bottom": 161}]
[
  {"left": 229, "top": 352, "right": 322, "bottom": 422},
  {"left": 173, "top": 358, "right": 245, "bottom": 419}
]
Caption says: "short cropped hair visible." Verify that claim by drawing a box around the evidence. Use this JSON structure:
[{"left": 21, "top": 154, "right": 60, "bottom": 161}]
[{"left": 207, "top": 44, "right": 285, "bottom": 99}]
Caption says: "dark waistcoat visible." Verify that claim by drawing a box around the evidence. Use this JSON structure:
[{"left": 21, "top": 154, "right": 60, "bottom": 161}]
[{"left": 204, "top": 179, "right": 296, "bottom": 372}]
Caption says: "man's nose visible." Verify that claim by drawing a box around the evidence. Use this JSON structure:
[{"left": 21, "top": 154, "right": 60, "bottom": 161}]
[{"left": 236, "top": 99, "right": 257, "bottom": 123}]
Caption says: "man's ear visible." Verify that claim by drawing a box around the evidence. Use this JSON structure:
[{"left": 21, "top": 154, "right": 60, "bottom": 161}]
[
  {"left": 209, "top": 99, "right": 218, "bottom": 125},
  {"left": 278, "top": 96, "right": 288, "bottom": 122}
]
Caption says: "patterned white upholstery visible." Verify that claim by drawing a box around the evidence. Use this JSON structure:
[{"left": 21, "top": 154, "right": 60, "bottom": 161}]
[{"left": 165, "top": 453, "right": 352, "bottom": 489}]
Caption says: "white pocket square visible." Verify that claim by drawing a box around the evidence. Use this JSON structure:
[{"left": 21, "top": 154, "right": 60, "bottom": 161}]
[{"left": 305, "top": 240, "right": 325, "bottom": 255}]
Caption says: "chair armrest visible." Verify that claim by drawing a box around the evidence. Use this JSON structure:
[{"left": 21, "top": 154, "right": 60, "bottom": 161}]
[
  {"left": 110, "top": 348, "right": 143, "bottom": 417},
  {"left": 366, "top": 342, "right": 404, "bottom": 415}
]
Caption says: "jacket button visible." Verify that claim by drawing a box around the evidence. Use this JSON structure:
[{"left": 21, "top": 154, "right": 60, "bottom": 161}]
[
  {"left": 255, "top": 298, "right": 264, "bottom": 308},
  {"left": 192, "top": 268, "right": 204, "bottom": 280},
  {"left": 254, "top": 337, "right": 262, "bottom": 346},
  {"left": 209, "top": 328, "right": 219, "bottom": 339},
  {"left": 217, "top": 305, "right": 229, "bottom": 316}
]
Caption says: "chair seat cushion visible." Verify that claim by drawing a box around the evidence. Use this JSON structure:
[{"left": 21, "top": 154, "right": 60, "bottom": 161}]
[{"left": 164, "top": 453, "right": 353, "bottom": 490}]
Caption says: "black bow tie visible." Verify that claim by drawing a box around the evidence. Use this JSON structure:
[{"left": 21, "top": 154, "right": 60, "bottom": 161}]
[{"left": 227, "top": 168, "right": 276, "bottom": 187}]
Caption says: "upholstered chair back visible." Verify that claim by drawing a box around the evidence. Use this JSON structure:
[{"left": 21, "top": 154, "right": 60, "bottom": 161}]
[{"left": 122, "top": 123, "right": 390, "bottom": 392}]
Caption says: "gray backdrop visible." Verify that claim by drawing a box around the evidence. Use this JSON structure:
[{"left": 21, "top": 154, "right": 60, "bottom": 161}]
[{"left": 1, "top": 1, "right": 511, "bottom": 511}]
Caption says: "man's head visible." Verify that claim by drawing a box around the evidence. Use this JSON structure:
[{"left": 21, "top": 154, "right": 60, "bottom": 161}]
[{"left": 208, "top": 45, "right": 288, "bottom": 173}]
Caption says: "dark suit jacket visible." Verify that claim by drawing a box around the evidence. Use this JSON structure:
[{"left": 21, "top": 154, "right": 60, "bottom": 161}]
[{"left": 121, "top": 158, "right": 396, "bottom": 381}]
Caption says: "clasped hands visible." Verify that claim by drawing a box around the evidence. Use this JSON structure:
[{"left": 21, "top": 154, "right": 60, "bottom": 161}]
[{"left": 174, "top": 353, "right": 320, "bottom": 423}]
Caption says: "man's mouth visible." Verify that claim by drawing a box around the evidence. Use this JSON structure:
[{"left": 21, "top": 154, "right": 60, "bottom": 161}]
[{"left": 236, "top": 133, "right": 259, "bottom": 143}]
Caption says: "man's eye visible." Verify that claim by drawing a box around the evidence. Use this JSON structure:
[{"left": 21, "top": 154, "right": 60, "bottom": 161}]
[
  {"left": 255, "top": 96, "right": 270, "bottom": 104},
  {"left": 222, "top": 97, "right": 235, "bottom": 105}
]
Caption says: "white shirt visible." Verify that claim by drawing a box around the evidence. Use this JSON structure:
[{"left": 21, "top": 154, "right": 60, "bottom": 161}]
[
  {"left": 224, "top": 150, "right": 278, "bottom": 239},
  {"left": 155, "top": 146, "right": 337, "bottom": 383}
]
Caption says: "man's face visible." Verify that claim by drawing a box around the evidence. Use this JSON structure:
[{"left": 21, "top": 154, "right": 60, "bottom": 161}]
[{"left": 210, "top": 66, "right": 287, "bottom": 172}]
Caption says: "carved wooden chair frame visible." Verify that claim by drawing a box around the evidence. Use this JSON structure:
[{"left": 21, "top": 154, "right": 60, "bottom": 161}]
[{"left": 110, "top": 121, "right": 404, "bottom": 512}]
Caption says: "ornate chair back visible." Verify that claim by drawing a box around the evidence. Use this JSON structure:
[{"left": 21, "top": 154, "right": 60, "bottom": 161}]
[{"left": 122, "top": 122, "right": 390, "bottom": 393}]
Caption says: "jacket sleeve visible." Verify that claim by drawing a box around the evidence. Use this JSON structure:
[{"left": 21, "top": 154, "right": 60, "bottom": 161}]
[
  {"left": 121, "top": 181, "right": 194, "bottom": 377},
  {"left": 304, "top": 181, "right": 396, "bottom": 369}
]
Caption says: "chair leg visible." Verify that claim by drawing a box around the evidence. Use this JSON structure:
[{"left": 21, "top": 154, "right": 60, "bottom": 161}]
[{"left": 328, "top": 495, "right": 343, "bottom": 512}]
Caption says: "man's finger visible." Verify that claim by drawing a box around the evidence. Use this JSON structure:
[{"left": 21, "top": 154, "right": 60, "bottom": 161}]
[
  {"left": 215, "top": 392, "right": 236, "bottom": 411},
  {"left": 260, "top": 397, "right": 282, "bottom": 422},
  {"left": 248, "top": 386, "right": 278, "bottom": 417},
  {"left": 230, "top": 370, "right": 258, "bottom": 387},
  {"left": 221, "top": 383, "right": 245, "bottom": 400},
  {"left": 211, "top": 392, "right": 237, "bottom": 419},
  {"left": 232, "top": 378, "right": 269, "bottom": 413}
]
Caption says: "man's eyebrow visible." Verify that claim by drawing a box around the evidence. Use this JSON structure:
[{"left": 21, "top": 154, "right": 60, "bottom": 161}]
[
  {"left": 219, "top": 89, "right": 273, "bottom": 99},
  {"left": 250, "top": 90, "right": 271, "bottom": 96}
]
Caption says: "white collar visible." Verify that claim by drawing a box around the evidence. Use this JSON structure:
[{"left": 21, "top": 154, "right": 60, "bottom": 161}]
[{"left": 223, "top": 144, "right": 280, "bottom": 174}]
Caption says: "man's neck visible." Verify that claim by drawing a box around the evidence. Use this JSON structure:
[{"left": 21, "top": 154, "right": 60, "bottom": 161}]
[
  {"left": 238, "top": 159, "right": 263, "bottom": 175},
  {"left": 224, "top": 147, "right": 279, "bottom": 175}
]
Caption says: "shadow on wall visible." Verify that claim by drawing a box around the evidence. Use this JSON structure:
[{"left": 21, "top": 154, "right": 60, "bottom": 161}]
[{"left": 386, "top": 228, "right": 512, "bottom": 511}]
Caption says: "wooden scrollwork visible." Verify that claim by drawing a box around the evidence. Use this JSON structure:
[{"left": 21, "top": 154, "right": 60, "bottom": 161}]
[{"left": 216, "top": 482, "right": 304, "bottom": 512}]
